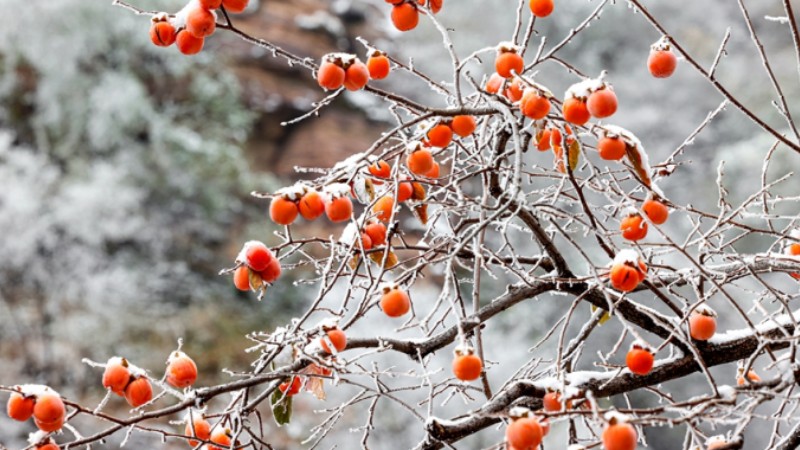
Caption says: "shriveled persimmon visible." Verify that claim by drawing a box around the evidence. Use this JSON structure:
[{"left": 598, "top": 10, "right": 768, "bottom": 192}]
[
  {"left": 150, "top": 21, "right": 176, "bottom": 47},
  {"left": 373, "top": 195, "right": 395, "bottom": 222},
  {"left": 369, "top": 160, "right": 391, "bottom": 179}
]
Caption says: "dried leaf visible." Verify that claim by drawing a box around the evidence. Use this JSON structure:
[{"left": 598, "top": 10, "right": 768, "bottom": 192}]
[
  {"left": 567, "top": 136, "right": 581, "bottom": 171},
  {"left": 625, "top": 144, "right": 652, "bottom": 188},
  {"left": 302, "top": 364, "right": 328, "bottom": 400},
  {"left": 411, "top": 182, "right": 426, "bottom": 201},
  {"left": 591, "top": 305, "right": 612, "bottom": 325},
  {"left": 248, "top": 268, "right": 264, "bottom": 291},
  {"left": 414, "top": 204, "right": 429, "bottom": 225},
  {"left": 369, "top": 250, "right": 398, "bottom": 268}
]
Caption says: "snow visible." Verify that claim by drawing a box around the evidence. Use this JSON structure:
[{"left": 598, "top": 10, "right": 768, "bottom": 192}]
[
  {"left": 613, "top": 249, "right": 641, "bottom": 265},
  {"left": 324, "top": 183, "right": 351, "bottom": 198},
  {"left": 235, "top": 240, "right": 268, "bottom": 265},
  {"left": 565, "top": 77, "right": 606, "bottom": 99},
  {"left": 276, "top": 183, "right": 308, "bottom": 201},
  {"left": 496, "top": 41, "right": 522, "bottom": 53},
  {"left": 603, "top": 410, "right": 631, "bottom": 423},
  {"left": 717, "top": 385, "right": 736, "bottom": 400}
]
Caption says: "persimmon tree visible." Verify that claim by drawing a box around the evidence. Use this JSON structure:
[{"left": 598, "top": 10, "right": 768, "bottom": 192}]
[{"left": 3, "top": 0, "right": 800, "bottom": 449}]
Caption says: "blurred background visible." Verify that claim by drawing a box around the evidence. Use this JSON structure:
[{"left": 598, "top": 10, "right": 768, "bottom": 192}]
[{"left": 0, "top": 0, "right": 798, "bottom": 448}]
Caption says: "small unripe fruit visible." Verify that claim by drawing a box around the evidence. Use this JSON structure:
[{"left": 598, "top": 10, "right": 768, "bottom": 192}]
[
  {"left": 166, "top": 352, "right": 198, "bottom": 389},
  {"left": 380, "top": 288, "right": 411, "bottom": 317}
]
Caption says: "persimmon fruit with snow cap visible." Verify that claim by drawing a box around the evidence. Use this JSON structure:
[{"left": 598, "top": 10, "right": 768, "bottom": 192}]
[
  {"left": 33, "top": 393, "right": 65, "bottom": 424},
  {"left": 150, "top": 21, "right": 176, "bottom": 47},
  {"left": 380, "top": 286, "right": 410, "bottom": 317},
  {"left": 562, "top": 97, "right": 590, "bottom": 125},
  {"left": 495, "top": 49, "right": 524, "bottom": 78},
  {"left": 270, "top": 196, "right": 299, "bottom": 226},
  {"left": 597, "top": 136, "right": 626, "bottom": 161},
  {"left": 648, "top": 49, "right": 677, "bottom": 78},
  {"left": 626, "top": 344, "right": 654, "bottom": 376},
  {"left": 325, "top": 196, "right": 353, "bottom": 222},
  {"left": 452, "top": 347, "right": 482, "bottom": 381},
  {"left": 506, "top": 416, "right": 543, "bottom": 450},
  {"left": 320, "top": 328, "right": 347, "bottom": 353},
  {"left": 344, "top": 60, "right": 369, "bottom": 91},
  {"left": 6, "top": 392, "right": 35, "bottom": 421},
  {"left": 245, "top": 242, "right": 273, "bottom": 272},
  {"left": 299, "top": 189, "right": 325, "bottom": 220},
  {"left": 520, "top": 89, "right": 550, "bottom": 120},
  {"left": 602, "top": 417, "right": 637, "bottom": 450},
  {"left": 186, "top": 6, "right": 216, "bottom": 38},
  {"left": 103, "top": 358, "right": 131, "bottom": 395},
  {"left": 166, "top": 352, "right": 198, "bottom": 388},
  {"left": 587, "top": 88, "right": 618, "bottom": 118},
  {"left": 689, "top": 307, "right": 717, "bottom": 341},
  {"left": 317, "top": 59, "right": 346, "bottom": 91}
]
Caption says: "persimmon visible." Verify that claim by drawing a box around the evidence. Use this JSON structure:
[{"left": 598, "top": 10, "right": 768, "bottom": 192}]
[
  {"left": 620, "top": 213, "right": 648, "bottom": 241},
  {"left": 506, "top": 417, "right": 543, "bottom": 450},
  {"left": 186, "top": 7, "right": 216, "bottom": 38},
  {"left": 391, "top": 3, "right": 419, "bottom": 31},
  {"left": 259, "top": 258, "right": 282, "bottom": 283},
  {"left": 452, "top": 347, "right": 482, "bottom": 381},
  {"left": 788, "top": 242, "right": 800, "bottom": 279},
  {"left": 279, "top": 377, "right": 302, "bottom": 396},
  {"left": 36, "top": 444, "right": 58, "bottom": 450},
  {"left": 373, "top": 195, "right": 395, "bottom": 222},
  {"left": 648, "top": 49, "right": 677, "bottom": 78},
  {"left": 233, "top": 266, "right": 251, "bottom": 291},
  {"left": 407, "top": 147, "right": 435, "bottom": 175},
  {"left": 485, "top": 72, "right": 504, "bottom": 94},
  {"left": 427, "top": 123, "right": 453, "bottom": 148},
  {"left": 495, "top": 49, "right": 524, "bottom": 78},
  {"left": 321, "top": 328, "right": 347, "bottom": 353},
  {"left": 221, "top": 0, "right": 249, "bottom": 13},
  {"left": 737, "top": 368, "right": 760, "bottom": 385},
  {"left": 270, "top": 196, "right": 299, "bottom": 226},
  {"left": 520, "top": 89, "right": 550, "bottom": 120},
  {"left": 418, "top": 0, "right": 442, "bottom": 13},
  {"left": 397, "top": 178, "right": 414, "bottom": 202},
  {"left": 543, "top": 391, "right": 570, "bottom": 412},
  {"left": 367, "top": 53, "right": 391, "bottom": 80},
  {"left": 344, "top": 60, "right": 370, "bottom": 91},
  {"left": 360, "top": 233, "right": 374, "bottom": 250},
  {"left": 689, "top": 307, "right": 717, "bottom": 341},
  {"left": 32, "top": 392, "right": 65, "bottom": 425},
  {"left": 245, "top": 241, "right": 273, "bottom": 272},
  {"left": 640, "top": 199, "right": 668, "bottom": 225},
  {"left": 368, "top": 160, "right": 391, "bottom": 179},
  {"left": 150, "top": 21, "right": 176, "bottom": 47},
  {"left": 626, "top": 344, "right": 654, "bottom": 376},
  {"left": 587, "top": 88, "right": 618, "bottom": 118},
  {"left": 34, "top": 417, "right": 64, "bottom": 433},
  {"left": 103, "top": 357, "right": 131, "bottom": 395},
  {"left": 209, "top": 427, "right": 232, "bottom": 450},
  {"left": 610, "top": 263, "right": 644, "bottom": 292},
  {"left": 365, "top": 221, "right": 388, "bottom": 246},
  {"left": 200, "top": 0, "right": 223, "bottom": 9},
  {"left": 451, "top": 115, "right": 476, "bottom": 137},
  {"left": 124, "top": 376, "right": 153, "bottom": 408},
  {"left": 380, "top": 286, "right": 411, "bottom": 317},
  {"left": 602, "top": 419, "right": 637, "bottom": 450},
  {"left": 6, "top": 392, "right": 35, "bottom": 421},
  {"left": 176, "top": 30, "right": 204, "bottom": 55},
  {"left": 185, "top": 415, "right": 212, "bottom": 447},
  {"left": 317, "top": 60, "right": 346, "bottom": 90},
  {"left": 299, "top": 189, "right": 326, "bottom": 220},
  {"left": 529, "top": 0, "right": 554, "bottom": 17},
  {"left": 167, "top": 351, "right": 198, "bottom": 389},
  {"left": 504, "top": 77, "right": 524, "bottom": 102},
  {"left": 324, "top": 195, "right": 352, "bottom": 222},
  {"left": 425, "top": 161, "right": 440, "bottom": 178},
  {"left": 562, "top": 97, "right": 590, "bottom": 125},
  {"left": 597, "top": 136, "right": 626, "bottom": 161}
]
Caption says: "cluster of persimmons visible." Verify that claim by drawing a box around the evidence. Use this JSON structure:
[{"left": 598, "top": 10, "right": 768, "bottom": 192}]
[{"left": 148, "top": 0, "right": 250, "bottom": 55}]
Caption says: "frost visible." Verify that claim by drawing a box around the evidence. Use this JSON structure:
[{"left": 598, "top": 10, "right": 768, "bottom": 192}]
[
  {"left": 765, "top": 15, "right": 790, "bottom": 24},
  {"left": 565, "top": 77, "right": 606, "bottom": 99},
  {"left": 717, "top": 385, "right": 736, "bottom": 400},
  {"left": 613, "top": 249, "right": 641, "bottom": 265},
  {"left": 324, "top": 183, "right": 351, "bottom": 198}
]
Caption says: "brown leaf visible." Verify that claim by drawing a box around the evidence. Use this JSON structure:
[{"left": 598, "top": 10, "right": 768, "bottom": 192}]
[
  {"left": 414, "top": 204, "right": 429, "bottom": 225},
  {"left": 567, "top": 136, "right": 581, "bottom": 171},
  {"left": 411, "top": 182, "right": 426, "bottom": 201},
  {"left": 625, "top": 144, "right": 652, "bottom": 188},
  {"left": 302, "top": 364, "right": 328, "bottom": 400},
  {"left": 369, "top": 250, "right": 398, "bottom": 268}
]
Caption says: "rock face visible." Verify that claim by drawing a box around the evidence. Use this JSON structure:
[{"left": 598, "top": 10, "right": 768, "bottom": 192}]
[{"left": 222, "top": 0, "right": 386, "bottom": 177}]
